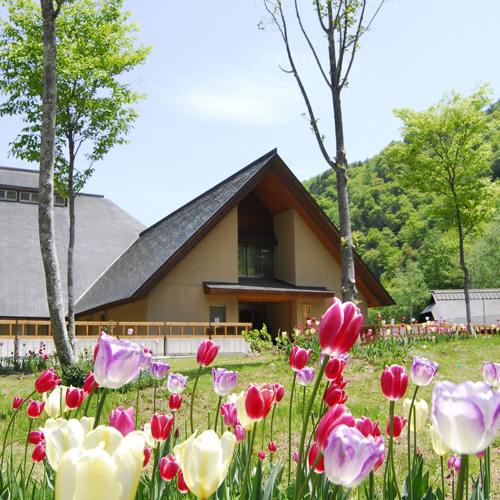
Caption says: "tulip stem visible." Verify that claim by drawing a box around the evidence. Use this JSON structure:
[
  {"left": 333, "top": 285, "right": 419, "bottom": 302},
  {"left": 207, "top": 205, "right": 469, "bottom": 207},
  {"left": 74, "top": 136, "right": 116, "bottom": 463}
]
[
  {"left": 190, "top": 365, "right": 203, "bottom": 434},
  {"left": 288, "top": 374, "right": 296, "bottom": 486},
  {"left": 153, "top": 380, "right": 157, "bottom": 414},
  {"left": 261, "top": 413, "right": 266, "bottom": 450},
  {"left": 295, "top": 452, "right": 323, "bottom": 500},
  {"left": 270, "top": 402, "right": 277, "bottom": 442},
  {"left": 83, "top": 382, "right": 96, "bottom": 417},
  {"left": 407, "top": 386, "right": 419, "bottom": 500},
  {"left": 293, "top": 354, "right": 328, "bottom": 500},
  {"left": 369, "top": 471, "right": 375, "bottom": 500},
  {"left": 149, "top": 447, "right": 159, "bottom": 500},
  {"left": 135, "top": 371, "right": 142, "bottom": 429},
  {"left": 455, "top": 454, "right": 468, "bottom": 500},
  {"left": 214, "top": 396, "right": 222, "bottom": 433},
  {"left": 23, "top": 419, "right": 33, "bottom": 479},
  {"left": 94, "top": 387, "right": 108, "bottom": 429},
  {"left": 485, "top": 446, "right": 491, "bottom": 498},
  {"left": 240, "top": 423, "right": 257, "bottom": 500},
  {"left": 388, "top": 401, "right": 403, "bottom": 500},
  {"left": 440, "top": 455, "right": 445, "bottom": 498}
]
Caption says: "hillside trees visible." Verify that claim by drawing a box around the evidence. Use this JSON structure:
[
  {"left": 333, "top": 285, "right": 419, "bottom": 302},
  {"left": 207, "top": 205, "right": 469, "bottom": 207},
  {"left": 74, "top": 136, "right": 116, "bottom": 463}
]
[
  {"left": 385, "top": 87, "right": 499, "bottom": 331},
  {"left": 0, "top": 0, "right": 151, "bottom": 357},
  {"left": 261, "top": 0, "right": 386, "bottom": 303}
]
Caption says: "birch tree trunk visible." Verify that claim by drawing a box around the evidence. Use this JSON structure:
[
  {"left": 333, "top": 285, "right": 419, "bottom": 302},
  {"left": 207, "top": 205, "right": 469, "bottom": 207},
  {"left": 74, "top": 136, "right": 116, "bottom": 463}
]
[{"left": 39, "top": 0, "right": 75, "bottom": 366}]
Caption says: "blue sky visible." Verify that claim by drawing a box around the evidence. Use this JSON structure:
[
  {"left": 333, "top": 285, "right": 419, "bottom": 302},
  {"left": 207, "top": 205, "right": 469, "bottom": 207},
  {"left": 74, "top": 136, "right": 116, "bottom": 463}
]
[{"left": 1, "top": 0, "right": 500, "bottom": 227}]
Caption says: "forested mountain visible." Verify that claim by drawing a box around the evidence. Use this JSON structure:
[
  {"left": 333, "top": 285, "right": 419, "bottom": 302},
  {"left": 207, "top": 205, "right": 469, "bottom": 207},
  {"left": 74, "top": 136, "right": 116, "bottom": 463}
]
[{"left": 303, "top": 101, "right": 500, "bottom": 322}]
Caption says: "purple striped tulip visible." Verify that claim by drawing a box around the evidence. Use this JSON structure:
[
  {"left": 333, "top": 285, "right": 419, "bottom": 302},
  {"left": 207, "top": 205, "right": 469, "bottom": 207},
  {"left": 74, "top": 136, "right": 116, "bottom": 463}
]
[
  {"left": 150, "top": 361, "right": 170, "bottom": 381},
  {"left": 430, "top": 380, "right": 500, "bottom": 454},
  {"left": 411, "top": 356, "right": 439, "bottom": 387},
  {"left": 482, "top": 361, "right": 500, "bottom": 388},
  {"left": 93, "top": 333, "right": 144, "bottom": 389},
  {"left": 167, "top": 373, "right": 189, "bottom": 394},
  {"left": 296, "top": 367, "right": 315, "bottom": 387},
  {"left": 323, "top": 424, "right": 385, "bottom": 487},
  {"left": 212, "top": 368, "right": 238, "bottom": 397}
]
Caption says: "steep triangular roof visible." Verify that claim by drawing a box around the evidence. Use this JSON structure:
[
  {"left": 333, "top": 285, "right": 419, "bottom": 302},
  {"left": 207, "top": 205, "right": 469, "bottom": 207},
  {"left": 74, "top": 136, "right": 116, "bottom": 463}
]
[{"left": 75, "top": 150, "right": 393, "bottom": 315}]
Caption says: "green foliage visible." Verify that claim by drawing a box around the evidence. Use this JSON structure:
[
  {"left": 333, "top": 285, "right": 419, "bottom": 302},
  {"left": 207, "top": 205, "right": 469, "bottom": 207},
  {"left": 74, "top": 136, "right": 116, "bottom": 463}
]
[
  {"left": 242, "top": 324, "right": 274, "bottom": 353},
  {"left": 61, "top": 359, "right": 93, "bottom": 387}
]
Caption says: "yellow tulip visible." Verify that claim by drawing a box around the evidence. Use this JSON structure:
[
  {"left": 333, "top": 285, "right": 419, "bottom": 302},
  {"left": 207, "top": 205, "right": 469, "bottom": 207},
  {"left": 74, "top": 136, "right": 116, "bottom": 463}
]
[
  {"left": 428, "top": 424, "right": 449, "bottom": 456},
  {"left": 403, "top": 398, "right": 428, "bottom": 432},
  {"left": 43, "top": 386, "right": 69, "bottom": 419},
  {"left": 55, "top": 426, "right": 145, "bottom": 500},
  {"left": 174, "top": 430, "right": 236, "bottom": 500}
]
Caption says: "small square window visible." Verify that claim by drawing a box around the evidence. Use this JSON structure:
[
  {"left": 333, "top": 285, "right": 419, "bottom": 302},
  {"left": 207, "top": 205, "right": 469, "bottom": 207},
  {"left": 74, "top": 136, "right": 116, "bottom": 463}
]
[
  {"left": 20, "top": 192, "right": 30, "bottom": 201},
  {"left": 54, "top": 195, "right": 65, "bottom": 206}
]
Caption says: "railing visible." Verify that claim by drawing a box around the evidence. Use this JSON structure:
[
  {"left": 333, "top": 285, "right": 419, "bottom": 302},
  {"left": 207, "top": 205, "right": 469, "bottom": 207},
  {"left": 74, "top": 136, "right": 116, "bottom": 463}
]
[
  {"left": 361, "top": 323, "right": 500, "bottom": 340},
  {"left": 0, "top": 319, "right": 252, "bottom": 338}
]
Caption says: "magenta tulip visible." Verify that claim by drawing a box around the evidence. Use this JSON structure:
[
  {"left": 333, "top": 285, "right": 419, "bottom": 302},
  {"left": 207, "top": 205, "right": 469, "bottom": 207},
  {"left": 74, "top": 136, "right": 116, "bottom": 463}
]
[
  {"left": 27, "top": 399, "right": 45, "bottom": 418},
  {"left": 160, "top": 454, "right": 179, "bottom": 481},
  {"left": 386, "top": 415, "right": 407, "bottom": 438},
  {"left": 169, "top": 393, "right": 183, "bottom": 412},
  {"left": 197, "top": 340, "right": 220, "bottom": 367},
  {"left": 32, "top": 443, "right": 46, "bottom": 463},
  {"left": 381, "top": 365, "right": 408, "bottom": 401},
  {"left": 151, "top": 413, "right": 174, "bottom": 442},
  {"left": 325, "top": 354, "right": 348, "bottom": 381},
  {"left": 109, "top": 406, "right": 135, "bottom": 436},
  {"left": 35, "top": 367, "right": 61, "bottom": 394},
  {"left": 308, "top": 442, "right": 325, "bottom": 473},
  {"left": 289, "top": 346, "right": 312, "bottom": 372},
  {"left": 12, "top": 396, "right": 24, "bottom": 410},
  {"left": 244, "top": 383, "right": 276, "bottom": 422},
  {"left": 274, "top": 383, "right": 285, "bottom": 402},
  {"left": 220, "top": 403, "right": 238, "bottom": 427},
  {"left": 65, "top": 387, "right": 85, "bottom": 410},
  {"left": 316, "top": 404, "right": 355, "bottom": 453},
  {"left": 234, "top": 424, "right": 246, "bottom": 442}
]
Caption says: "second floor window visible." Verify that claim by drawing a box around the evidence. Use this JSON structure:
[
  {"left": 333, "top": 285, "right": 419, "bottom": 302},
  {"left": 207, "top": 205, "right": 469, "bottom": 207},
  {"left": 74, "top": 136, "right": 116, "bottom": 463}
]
[{"left": 238, "top": 245, "right": 273, "bottom": 277}]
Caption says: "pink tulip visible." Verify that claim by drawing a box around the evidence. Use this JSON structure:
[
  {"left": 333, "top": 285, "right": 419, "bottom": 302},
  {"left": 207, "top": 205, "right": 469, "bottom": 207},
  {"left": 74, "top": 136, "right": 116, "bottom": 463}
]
[
  {"left": 308, "top": 442, "right": 325, "bottom": 473},
  {"left": 12, "top": 397, "right": 24, "bottom": 410},
  {"left": 65, "top": 387, "right": 85, "bottom": 410},
  {"left": 324, "top": 354, "right": 347, "bottom": 381},
  {"left": 169, "top": 393, "right": 183, "bottom": 412},
  {"left": 258, "top": 450, "right": 266, "bottom": 460},
  {"left": 27, "top": 400, "right": 45, "bottom": 418},
  {"left": 177, "top": 470, "right": 189, "bottom": 494},
  {"left": 268, "top": 441, "right": 277, "bottom": 453},
  {"left": 316, "top": 404, "right": 355, "bottom": 453},
  {"left": 274, "top": 383, "right": 285, "bottom": 402},
  {"left": 28, "top": 430, "right": 45, "bottom": 445},
  {"left": 220, "top": 403, "right": 238, "bottom": 427},
  {"left": 109, "top": 407, "right": 135, "bottom": 436},
  {"left": 143, "top": 447, "right": 151, "bottom": 468},
  {"left": 83, "top": 371, "right": 98, "bottom": 394},
  {"left": 32, "top": 443, "right": 46, "bottom": 463},
  {"left": 355, "top": 417, "right": 381, "bottom": 438},
  {"left": 234, "top": 425, "right": 246, "bottom": 442},
  {"left": 35, "top": 367, "right": 60, "bottom": 394},
  {"left": 386, "top": 415, "right": 407, "bottom": 438},
  {"left": 151, "top": 413, "right": 174, "bottom": 442},
  {"left": 381, "top": 365, "right": 408, "bottom": 401},
  {"left": 196, "top": 340, "right": 220, "bottom": 367},
  {"left": 244, "top": 383, "right": 276, "bottom": 422},
  {"left": 159, "top": 454, "right": 179, "bottom": 481},
  {"left": 289, "top": 346, "right": 312, "bottom": 372}
]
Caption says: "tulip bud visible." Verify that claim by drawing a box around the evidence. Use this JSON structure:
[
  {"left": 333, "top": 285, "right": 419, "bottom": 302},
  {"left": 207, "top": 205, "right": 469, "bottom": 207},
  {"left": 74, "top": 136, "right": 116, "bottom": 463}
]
[
  {"left": 151, "top": 413, "right": 174, "bottom": 442},
  {"left": 35, "top": 367, "right": 61, "bottom": 394},
  {"left": 380, "top": 365, "right": 408, "bottom": 401},
  {"left": 27, "top": 399, "right": 45, "bottom": 418},
  {"left": 268, "top": 441, "right": 277, "bottom": 453},
  {"left": 386, "top": 415, "right": 407, "bottom": 438},
  {"left": 308, "top": 442, "right": 325, "bottom": 473},
  {"left": 28, "top": 430, "right": 45, "bottom": 445},
  {"left": 65, "top": 387, "right": 86, "bottom": 410},
  {"left": 234, "top": 424, "right": 246, "bottom": 442},
  {"left": 196, "top": 340, "right": 220, "bottom": 367},
  {"left": 174, "top": 428, "right": 180, "bottom": 439},
  {"left": 293, "top": 451, "right": 299, "bottom": 464},
  {"left": 289, "top": 346, "right": 312, "bottom": 372},
  {"left": 12, "top": 396, "right": 24, "bottom": 410},
  {"left": 143, "top": 447, "right": 151, "bottom": 468},
  {"left": 83, "top": 371, "right": 98, "bottom": 394},
  {"left": 32, "top": 443, "right": 46, "bottom": 463},
  {"left": 169, "top": 393, "right": 183, "bottom": 412},
  {"left": 159, "top": 454, "right": 179, "bottom": 481},
  {"left": 274, "top": 383, "right": 285, "bottom": 402},
  {"left": 258, "top": 450, "right": 266, "bottom": 460}
]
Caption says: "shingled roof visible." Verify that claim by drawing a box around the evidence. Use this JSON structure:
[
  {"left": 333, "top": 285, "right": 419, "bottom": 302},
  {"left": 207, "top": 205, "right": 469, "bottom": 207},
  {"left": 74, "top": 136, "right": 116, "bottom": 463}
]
[
  {"left": 0, "top": 167, "right": 145, "bottom": 318},
  {"left": 75, "top": 150, "right": 394, "bottom": 315}
]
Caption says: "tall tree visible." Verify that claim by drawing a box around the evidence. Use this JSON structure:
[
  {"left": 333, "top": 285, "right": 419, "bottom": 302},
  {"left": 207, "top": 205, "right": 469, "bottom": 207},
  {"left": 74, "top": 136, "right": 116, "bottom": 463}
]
[
  {"left": 385, "top": 86, "right": 499, "bottom": 332},
  {"left": 261, "top": 0, "right": 385, "bottom": 303},
  {"left": 38, "top": 0, "right": 74, "bottom": 365},
  {"left": 0, "top": 0, "right": 151, "bottom": 353}
]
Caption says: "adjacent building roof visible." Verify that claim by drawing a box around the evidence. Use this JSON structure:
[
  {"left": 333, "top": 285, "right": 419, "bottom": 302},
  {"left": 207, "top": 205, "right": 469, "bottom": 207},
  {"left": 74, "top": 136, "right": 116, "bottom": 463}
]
[
  {"left": 75, "top": 150, "right": 394, "bottom": 315},
  {"left": 0, "top": 166, "right": 145, "bottom": 318},
  {"left": 420, "top": 289, "right": 500, "bottom": 325}
]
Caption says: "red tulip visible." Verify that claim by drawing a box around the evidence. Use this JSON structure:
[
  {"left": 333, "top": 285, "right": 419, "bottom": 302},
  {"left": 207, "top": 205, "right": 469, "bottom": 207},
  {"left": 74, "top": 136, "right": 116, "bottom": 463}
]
[
  {"left": 12, "top": 397, "right": 24, "bottom": 410},
  {"left": 244, "top": 383, "right": 276, "bottom": 421},
  {"left": 324, "top": 355, "right": 347, "bottom": 381},
  {"left": 274, "top": 383, "right": 285, "bottom": 402},
  {"left": 386, "top": 415, "right": 407, "bottom": 438},
  {"left": 289, "top": 346, "right": 312, "bottom": 372},
  {"left": 83, "top": 371, "right": 98, "bottom": 394},
  {"left": 169, "top": 393, "right": 183, "bottom": 412},
  {"left": 373, "top": 437, "right": 385, "bottom": 472},
  {"left": 143, "top": 447, "right": 151, "bottom": 468},
  {"left": 268, "top": 441, "right": 277, "bottom": 453},
  {"left": 32, "top": 443, "right": 46, "bottom": 463},
  {"left": 159, "top": 454, "right": 179, "bottom": 481},
  {"left": 27, "top": 400, "right": 45, "bottom": 418},
  {"left": 319, "top": 299, "right": 363, "bottom": 356},
  {"left": 355, "top": 417, "right": 381, "bottom": 438},
  {"left": 34, "top": 367, "right": 60, "bottom": 394},
  {"left": 316, "top": 404, "right": 355, "bottom": 453},
  {"left": 28, "top": 431, "right": 45, "bottom": 445},
  {"left": 65, "top": 387, "right": 85, "bottom": 410},
  {"left": 381, "top": 365, "right": 408, "bottom": 401},
  {"left": 258, "top": 450, "right": 266, "bottom": 460},
  {"left": 151, "top": 413, "right": 174, "bottom": 442},
  {"left": 196, "top": 340, "right": 220, "bottom": 367},
  {"left": 323, "top": 384, "right": 348, "bottom": 407},
  {"left": 308, "top": 442, "right": 325, "bottom": 473},
  {"left": 177, "top": 470, "right": 189, "bottom": 494}
]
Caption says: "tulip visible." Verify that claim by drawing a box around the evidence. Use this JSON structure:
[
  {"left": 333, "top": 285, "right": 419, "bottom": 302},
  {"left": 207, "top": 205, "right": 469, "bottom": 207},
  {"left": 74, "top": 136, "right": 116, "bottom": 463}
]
[
  {"left": 428, "top": 424, "right": 449, "bottom": 456},
  {"left": 411, "top": 356, "right": 439, "bottom": 387},
  {"left": 386, "top": 415, "right": 407, "bottom": 438},
  {"left": 150, "top": 413, "right": 174, "bottom": 443},
  {"left": 355, "top": 416, "right": 381, "bottom": 438},
  {"left": 380, "top": 365, "right": 408, "bottom": 401},
  {"left": 268, "top": 441, "right": 277, "bottom": 453},
  {"left": 274, "top": 383, "right": 285, "bottom": 402},
  {"left": 32, "top": 442, "right": 46, "bottom": 463},
  {"left": 93, "top": 333, "right": 145, "bottom": 389},
  {"left": 196, "top": 340, "right": 220, "bottom": 367},
  {"left": 372, "top": 437, "right": 385, "bottom": 472},
  {"left": 35, "top": 367, "right": 61, "bottom": 394},
  {"left": 109, "top": 407, "right": 135, "bottom": 436},
  {"left": 139, "top": 350, "right": 152, "bottom": 370},
  {"left": 482, "top": 361, "right": 500, "bottom": 388},
  {"left": 293, "top": 451, "right": 299, "bottom": 464},
  {"left": 43, "top": 386, "right": 69, "bottom": 419},
  {"left": 403, "top": 398, "right": 428, "bottom": 432},
  {"left": 83, "top": 371, "right": 98, "bottom": 394},
  {"left": 296, "top": 367, "right": 315, "bottom": 387},
  {"left": 13, "top": 396, "right": 24, "bottom": 410},
  {"left": 289, "top": 346, "right": 312, "bottom": 372},
  {"left": 212, "top": 368, "right": 238, "bottom": 397},
  {"left": 234, "top": 424, "right": 246, "bottom": 442},
  {"left": 29, "top": 430, "right": 45, "bottom": 445},
  {"left": 143, "top": 447, "right": 151, "bottom": 468},
  {"left": 65, "top": 387, "right": 86, "bottom": 410},
  {"left": 27, "top": 400, "right": 45, "bottom": 418},
  {"left": 229, "top": 392, "right": 253, "bottom": 431},
  {"left": 308, "top": 442, "right": 325, "bottom": 473},
  {"left": 220, "top": 403, "right": 238, "bottom": 428},
  {"left": 448, "top": 453, "right": 461, "bottom": 474},
  {"left": 324, "top": 354, "right": 348, "bottom": 381},
  {"left": 159, "top": 454, "right": 179, "bottom": 481},
  {"left": 316, "top": 404, "right": 355, "bottom": 453},
  {"left": 167, "top": 373, "right": 189, "bottom": 394},
  {"left": 319, "top": 298, "right": 363, "bottom": 356},
  {"left": 55, "top": 425, "right": 145, "bottom": 500},
  {"left": 430, "top": 380, "right": 500, "bottom": 454},
  {"left": 258, "top": 450, "right": 266, "bottom": 460},
  {"left": 324, "top": 384, "right": 348, "bottom": 407},
  {"left": 177, "top": 470, "right": 189, "bottom": 494},
  {"left": 244, "top": 383, "right": 276, "bottom": 422},
  {"left": 323, "top": 425, "right": 385, "bottom": 488},
  {"left": 150, "top": 361, "right": 170, "bottom": 381},
  {"left": 173, "top": 430, "right": 236, "bottom": 500},
  {"left": 169, "top": 394, "right": 183, "bottom": 412}
]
